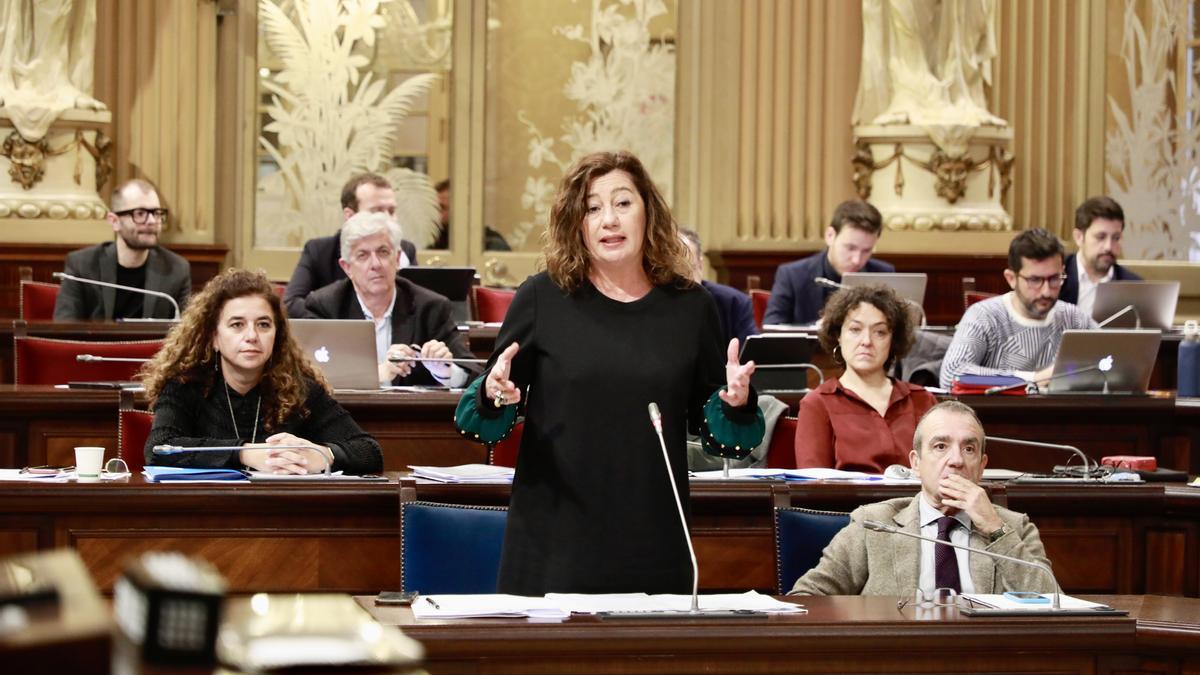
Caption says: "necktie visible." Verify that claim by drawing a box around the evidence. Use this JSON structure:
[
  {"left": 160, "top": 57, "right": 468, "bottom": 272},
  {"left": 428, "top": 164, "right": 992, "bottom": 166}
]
[{"left": 935, "top": 516, "right": 962, "bottom": 593}]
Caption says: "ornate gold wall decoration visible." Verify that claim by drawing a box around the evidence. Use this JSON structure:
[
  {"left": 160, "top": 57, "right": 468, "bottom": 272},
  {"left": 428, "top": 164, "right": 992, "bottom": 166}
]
[
  {"left": 852, "top": 138, "right": 1014, "bottom": 208},
  {"left": 2, "top": 132, "right": 49, "bottom": 190},
  {"left": 255, "top": 0, "right": 440, "bottom": 248}
]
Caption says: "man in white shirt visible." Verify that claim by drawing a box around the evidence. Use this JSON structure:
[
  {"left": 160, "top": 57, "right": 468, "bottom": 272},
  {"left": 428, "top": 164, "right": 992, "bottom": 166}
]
[
  {"left": 302, "top": 212, "right": 478, "bottom": 387},
  {"left": 1059, "top": 196, "right": 1142, "bottom": 317},
  {"left": 789, "top": 401, "right": 1056, "bottom": 596}
]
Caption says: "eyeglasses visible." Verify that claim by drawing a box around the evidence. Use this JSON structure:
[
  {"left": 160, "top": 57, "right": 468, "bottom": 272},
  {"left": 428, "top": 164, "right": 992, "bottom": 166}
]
[
  {"left": 1017, "top": 273, "right": 1066, "bottom": 289},
  {"left": 114, "top": 207, "right": 169, "bottom": 225},
  {"left": 912, "top": 587, "right": 958, "bottom": 608}
]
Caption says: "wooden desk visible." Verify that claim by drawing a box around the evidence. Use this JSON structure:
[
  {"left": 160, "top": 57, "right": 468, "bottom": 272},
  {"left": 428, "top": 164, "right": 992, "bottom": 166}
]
[
  {"left": 359, "top": 594, "right": 1200, "bottom": 674},
  {"left": 1, "top": 384, "right": 1195, "bottom": 474},
  {"left": 0, "top": 477, "right": 1195, "bottom": 598},
  {"left": 0, "top": 385, "right": 484, "bottom": 471}
]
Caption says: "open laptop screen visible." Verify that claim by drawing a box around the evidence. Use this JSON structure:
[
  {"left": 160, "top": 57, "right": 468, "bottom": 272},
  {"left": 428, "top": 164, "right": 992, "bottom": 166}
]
[
  {"left": 290, "top": 319, "right": 380, "bottom": 390},
  {"left": 1092, "top": 280, "right": 1179, "bottom": 329},
  {"left": 1045, "top": 329, "right": 1161, "bottom": 394}
]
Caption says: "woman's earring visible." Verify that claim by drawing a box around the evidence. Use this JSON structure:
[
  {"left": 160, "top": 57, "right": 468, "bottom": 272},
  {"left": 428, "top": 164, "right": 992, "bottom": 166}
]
[{"left": 832, "top": 345, "right": 843, "bottom": 364}]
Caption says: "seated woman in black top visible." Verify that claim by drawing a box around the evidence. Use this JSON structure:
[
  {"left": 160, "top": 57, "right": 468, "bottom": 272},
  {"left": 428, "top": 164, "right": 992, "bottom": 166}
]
[{"left": 142, "top": 268, "right": 382, "bottom": 474}]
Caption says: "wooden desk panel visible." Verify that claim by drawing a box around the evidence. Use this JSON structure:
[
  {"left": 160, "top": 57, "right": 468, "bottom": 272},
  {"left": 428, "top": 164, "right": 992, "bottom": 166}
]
[
  {"left": 360, "top": 594, "right": 1200, "bottom": 674},
  {"left": 0, "top": 478, "right": 1195, "bottom": 598}
]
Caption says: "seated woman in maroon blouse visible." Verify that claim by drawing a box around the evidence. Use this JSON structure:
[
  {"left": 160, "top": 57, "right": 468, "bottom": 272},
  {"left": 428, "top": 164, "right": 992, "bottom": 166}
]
[{"left": 794, "top": 285, "right": 936, "bottom": 473}]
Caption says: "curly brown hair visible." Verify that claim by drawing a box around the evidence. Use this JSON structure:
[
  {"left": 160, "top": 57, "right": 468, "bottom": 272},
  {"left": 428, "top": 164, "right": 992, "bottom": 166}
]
[
  {"left": 543, "top": 151, "right": 692, "bottom": 293},
  {"left": 140, "top": 268, "right": 329, "bottom": 430},
  {"left": 817, "top": 285, "right": 915, "bottom": 370}
]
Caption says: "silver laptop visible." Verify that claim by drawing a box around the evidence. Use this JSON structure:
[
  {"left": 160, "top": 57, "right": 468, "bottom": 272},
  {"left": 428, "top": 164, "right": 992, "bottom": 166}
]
[
  {"left": 1045, "top": 329, "right": 1161, "bottom": 394},
  {"left": 1092, "top": 280, "right": 1180, "bottom": 329},
  {"left": 841, "top": 272, "right": 928, "bottom": 305},
  {"left": 290, "top": 319, "right": 380, "bottom": 390}
]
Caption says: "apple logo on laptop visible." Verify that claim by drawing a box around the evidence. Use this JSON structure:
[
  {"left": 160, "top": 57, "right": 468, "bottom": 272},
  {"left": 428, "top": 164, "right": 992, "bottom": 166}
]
[{"left": 314, "top": 346, "right": 331, "bottom": 363}]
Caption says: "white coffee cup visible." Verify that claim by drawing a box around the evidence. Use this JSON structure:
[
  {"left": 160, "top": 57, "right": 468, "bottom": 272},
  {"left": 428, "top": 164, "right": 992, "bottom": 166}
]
[{"left": 74, "top": 446, "right": 106, "bottom": 482}]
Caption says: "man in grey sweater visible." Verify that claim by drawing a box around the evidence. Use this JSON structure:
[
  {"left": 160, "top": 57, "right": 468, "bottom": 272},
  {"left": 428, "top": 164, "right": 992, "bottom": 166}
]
[{"left": 940, "top": 229, "right": 1096, "bottom": 389}]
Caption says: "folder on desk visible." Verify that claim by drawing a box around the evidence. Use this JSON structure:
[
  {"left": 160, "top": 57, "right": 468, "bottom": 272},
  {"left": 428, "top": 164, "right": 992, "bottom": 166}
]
[{"left": 143, "top": 466, "right": 248, "bottom": 482}]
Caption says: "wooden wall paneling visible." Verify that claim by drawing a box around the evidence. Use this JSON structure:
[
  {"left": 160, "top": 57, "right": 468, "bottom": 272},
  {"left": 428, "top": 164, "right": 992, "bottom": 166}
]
[
  {"left": 0, "top": 244, "right": 229, "bottom": 320},
  {"left": 1033, "top": 517, "right": 1130, "bottom": 594},
  {"left": 1143, "top": 526, "right": 1190, "bottom": 596}
]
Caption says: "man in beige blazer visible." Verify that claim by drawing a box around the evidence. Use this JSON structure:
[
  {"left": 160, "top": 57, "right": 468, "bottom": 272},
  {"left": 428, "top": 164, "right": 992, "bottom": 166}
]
[{"left": 790, "top": 401, "right": 1056, "bottom": 596}]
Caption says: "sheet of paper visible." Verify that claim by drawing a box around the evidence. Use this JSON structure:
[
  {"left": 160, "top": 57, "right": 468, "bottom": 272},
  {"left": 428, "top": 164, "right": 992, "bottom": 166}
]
[
  {"left": 410, "top": 594, "right": 568, "bottom": 621},
  {"left": 408, "top": 464, "right": 514, "bottom": 483}
]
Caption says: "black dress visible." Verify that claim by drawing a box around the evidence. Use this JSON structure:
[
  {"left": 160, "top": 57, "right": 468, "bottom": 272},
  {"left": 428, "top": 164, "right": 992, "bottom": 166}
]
[
  {"left": 480, "top": 272, "right": 755, "bottom": 595},
  {"left": 145, "top": 376, "right": 383, "bottom": 475}
]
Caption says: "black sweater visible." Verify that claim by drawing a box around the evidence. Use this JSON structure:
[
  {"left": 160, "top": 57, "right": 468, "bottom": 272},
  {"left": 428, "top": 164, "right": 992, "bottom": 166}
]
[{"left": 145, "top": 376, "right": 383, "bottom": 474}]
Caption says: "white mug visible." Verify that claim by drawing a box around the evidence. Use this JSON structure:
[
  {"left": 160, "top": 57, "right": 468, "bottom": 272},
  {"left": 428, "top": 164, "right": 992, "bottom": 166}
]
[{"left": 74, "top": 446, "right": 106, "bottom": 482}]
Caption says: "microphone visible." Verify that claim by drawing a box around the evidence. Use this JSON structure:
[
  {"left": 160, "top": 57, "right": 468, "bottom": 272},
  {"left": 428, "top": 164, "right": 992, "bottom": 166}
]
[
  {"left": 77, "top": 354, "right": 150, "bottom": 363},
  {"left": 983, "top": 356, "right": 1113, "bottom": 395},
  {"left": 151, "top": 444, "right": 331, "bottom": 475},
  {"left": 1097, "top": 304, "right": 1141, "bottom": 329},
  {"left": 647, "top": 402, "right": 699, "bottom": 613},
  {"left": 600, "top": 404, "right": 761, "bottom": 619},
  {"left": 984, "top": 436, "right": 1094, "bottom": 481},
  {"left": 815, "top": 277, "right": 927, "bottom": 327},
  {"left": 861, "top": 518, "right": 1062, "bottom": 610},
  {"left": 386, "top": 355, "right": 488, "bottom": 364},
  {"left": 53, "top": 271, "right": 181, "bottom": 321}
]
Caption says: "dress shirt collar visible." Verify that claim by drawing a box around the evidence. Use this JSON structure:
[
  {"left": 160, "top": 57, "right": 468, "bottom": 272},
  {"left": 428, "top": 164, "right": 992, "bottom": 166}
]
[{"left": 355, "top": 288, "right": 397, "bottom": 323}]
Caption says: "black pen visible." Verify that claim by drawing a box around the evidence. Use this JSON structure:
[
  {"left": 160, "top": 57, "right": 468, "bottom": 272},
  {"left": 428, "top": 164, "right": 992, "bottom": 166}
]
[{"left": 425, "top": 596, "right": 441, "bottom": 610}]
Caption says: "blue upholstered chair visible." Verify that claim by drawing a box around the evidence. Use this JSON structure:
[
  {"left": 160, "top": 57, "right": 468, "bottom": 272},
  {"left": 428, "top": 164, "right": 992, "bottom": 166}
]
[
  {"left": 400, "top": 501, "right": 508, "bottom": 594},
  {"left": 774, "top": 506, "right": 851, "bottom": 594}
]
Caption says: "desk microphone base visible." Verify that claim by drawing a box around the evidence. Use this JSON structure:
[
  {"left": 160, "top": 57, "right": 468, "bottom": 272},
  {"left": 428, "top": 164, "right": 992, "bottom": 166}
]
[{"left": 597, "top": 610, "right": 765, "bottom": 620}]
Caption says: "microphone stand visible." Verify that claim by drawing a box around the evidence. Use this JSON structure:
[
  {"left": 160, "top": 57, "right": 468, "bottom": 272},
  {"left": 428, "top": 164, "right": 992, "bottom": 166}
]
[
  {"left": 54, "top": 272, "right": 181, "bottom": 320},
  {"left": 387, "top": 356, "right": 489, "bottom": 364},
  {"left": 984, "top": 436, "right": 1094, "bottom": 482},
  {"left": 1097, "top": 304, "right": 1141, "bottom": 330},
  {"left": 860, "top": 519, "right": 1065, "bottom": 612},
  {"left": 983, "top": 361, "right": 1108, "bottom": 395},
  {"left": 598, "top": 403, "right": 761, "bottom": 619},
  {"left": 77, "top": 355, "right": 150, "bottom": 363}
]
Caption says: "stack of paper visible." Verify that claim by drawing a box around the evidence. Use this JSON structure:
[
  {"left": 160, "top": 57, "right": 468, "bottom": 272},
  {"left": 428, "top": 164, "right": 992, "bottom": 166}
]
[
  {"left": 143, "top": 466, "right": 248, "bottom": 482},
  {"left": 410, "top": 594, "right": 569, "bottom": 621},
  {"left": 410, "top": 591, "right": 804, "bottom": 621},
  {"left": 408, "top": 464, "right": 514, "bottom": 483},
  {"left": 547, "top": 591, "right": 806, "bottom": 615}
]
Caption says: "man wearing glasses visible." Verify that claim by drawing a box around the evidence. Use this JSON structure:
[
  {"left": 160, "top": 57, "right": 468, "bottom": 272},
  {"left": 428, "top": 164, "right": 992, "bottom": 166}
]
[
  {"left": 54, "top": 179, "right": 191, "bottom": 320},
  {"left": 939, "top": 228, "right": 1097, "bottom": 389}
]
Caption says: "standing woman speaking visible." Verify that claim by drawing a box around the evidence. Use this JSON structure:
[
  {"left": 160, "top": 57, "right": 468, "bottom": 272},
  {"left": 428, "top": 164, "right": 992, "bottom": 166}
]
[{"left": 456, "top": 151, "right": 764, "bottom": 595}]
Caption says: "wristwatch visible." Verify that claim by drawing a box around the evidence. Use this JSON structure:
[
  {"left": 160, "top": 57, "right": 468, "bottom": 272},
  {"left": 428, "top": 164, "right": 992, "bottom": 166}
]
[{"left": 985, "top": 523, "right": 1010, "bottom": 543}]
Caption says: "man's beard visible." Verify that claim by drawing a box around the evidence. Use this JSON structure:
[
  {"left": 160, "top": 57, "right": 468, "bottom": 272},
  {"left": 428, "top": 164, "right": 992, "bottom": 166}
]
[
  {"left": 1019, "top": 293, "right": 1054, "bottom": 320},
  {"left": 120, "top": 229, "right": 157, "bottom": 250},
  {"left": 1090, "top": 253, "right": 1115, "bottom": 275}
]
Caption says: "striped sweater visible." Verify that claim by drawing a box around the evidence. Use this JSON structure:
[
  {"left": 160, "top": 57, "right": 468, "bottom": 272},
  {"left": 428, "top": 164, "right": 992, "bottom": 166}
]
[{"left": 939, "top": 292, "right": 1096, "bottom": 389}]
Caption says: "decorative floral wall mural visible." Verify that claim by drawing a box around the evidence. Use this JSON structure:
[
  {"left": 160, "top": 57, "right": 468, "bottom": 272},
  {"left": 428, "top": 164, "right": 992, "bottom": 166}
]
[
  {"left": 1105, "top": 0, "right": 1200, "bottom": 260},
  {"left": 256, "top": 0, "right": 441, "bottom": 248},
  {"left": 506, "top": 0, "right": 675, "bottom": 250}
]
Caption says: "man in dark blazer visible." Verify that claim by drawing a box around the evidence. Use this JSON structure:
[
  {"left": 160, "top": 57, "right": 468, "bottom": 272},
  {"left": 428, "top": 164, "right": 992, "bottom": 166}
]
[
  {"left": 1060, "top": 196, "right": 1141, "bottom": 318},
  {"left": 764, "top": 199, "right": 894, "bottom": 326},
  {"left": 284, "top": 172, "right": 418, "bottom": 318},
  {"left": 303, "top": 212, "right": 478, "bottom": 387},
  {"left": 679, "top": 228, "right": 756, "bottom": 345},
  {"left": 54, "top": 178, "right": 191, "bottom": 321}
]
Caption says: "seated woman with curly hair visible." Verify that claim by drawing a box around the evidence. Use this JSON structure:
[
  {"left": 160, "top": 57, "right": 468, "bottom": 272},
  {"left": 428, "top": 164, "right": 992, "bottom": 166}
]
[
  {"left": 795, "top": 285, "right": 936, "bottom": 473},
  {"left": 141, "top": 268, "right": 382, "bottom": 475}
]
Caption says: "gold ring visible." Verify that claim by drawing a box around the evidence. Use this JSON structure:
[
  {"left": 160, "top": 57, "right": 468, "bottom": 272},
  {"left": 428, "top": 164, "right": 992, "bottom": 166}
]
[{"left": 493, "top": 392, "right": 505, "bottom": 408}]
